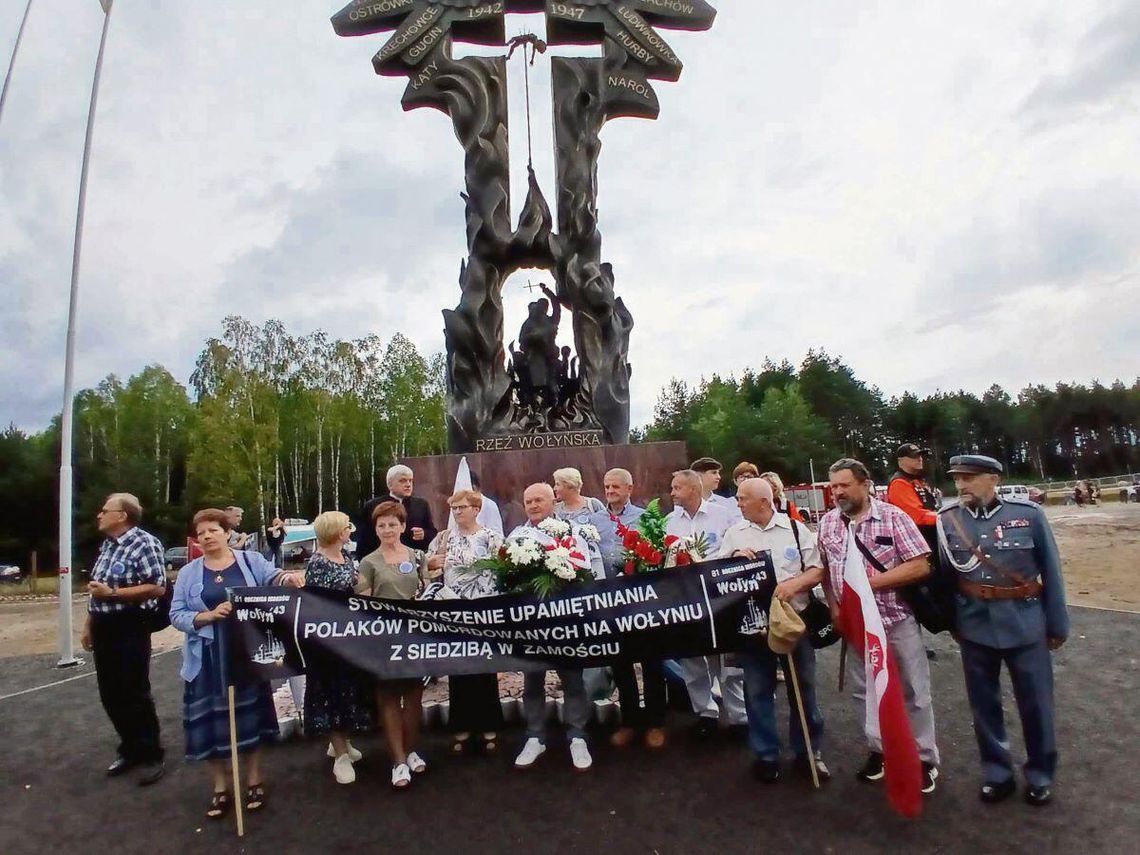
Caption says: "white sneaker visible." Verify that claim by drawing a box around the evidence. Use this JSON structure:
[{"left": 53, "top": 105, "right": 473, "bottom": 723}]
[
  {"left": 514, "top": 737, "right": 547, "bottom": 769},
  {"left": 406, "top": 750, "right": 427, "bottom": 774},
  {"left": 333, "top": 753, "right": 356, "bottom": 784},
  {"left": 391, "top": 763, "right": 411, "bottom": 789},
  {"left": 327, "top": 742, "right": 363, "bottom": 762},
  {"left": 569, "top": 738, "right": 592, "bottom": 771}
]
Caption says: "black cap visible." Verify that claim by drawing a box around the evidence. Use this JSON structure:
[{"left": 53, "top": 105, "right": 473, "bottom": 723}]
[
  {"left": 896, "top": 443, "right": 923, "bottom": 458},
  {"left": 947, "top": 454, "right": 1003, "bottom": 475}
]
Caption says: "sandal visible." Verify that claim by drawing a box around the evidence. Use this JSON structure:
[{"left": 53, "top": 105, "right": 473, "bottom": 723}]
[
  {"left": 391, "top": 763, "right": 412, "bottom": 789},
  {"left": 482, "top": 733, "right": 498, "bottom": 754},
  {"left": 452, "top": 734, "right": 470, "bottom": 754},
  {"left": 245, "top": 783, "right": 266, "bottom": 812},
  {"left": 206, "top": 791, "right": 232, "bottom": 820}
]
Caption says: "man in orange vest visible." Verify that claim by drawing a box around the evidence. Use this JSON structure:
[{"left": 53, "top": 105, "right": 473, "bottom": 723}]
[{"left": 886, "top": 443, "right": 940, "bottom": 547}]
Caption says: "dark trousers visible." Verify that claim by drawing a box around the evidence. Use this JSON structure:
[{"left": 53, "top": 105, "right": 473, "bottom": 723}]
[
  {"left": 960, "top": 638, "right": 1056, "bottom": 787},
  {"left": 613, "top": 660, "right": 666, "bottom": 729},
  {"left": 738, "top": 640, "right": 824, "bottom": 761},
  {"left": 448, "top": 673, "right": 504, "bottom": 734},
  {"left": 91, "top": 612, "right": 163, "bottom": 764}
]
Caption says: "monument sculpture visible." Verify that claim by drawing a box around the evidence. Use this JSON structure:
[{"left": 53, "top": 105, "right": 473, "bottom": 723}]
[{"left": 332, "top": 0, "right": 717, "bottom": 453}]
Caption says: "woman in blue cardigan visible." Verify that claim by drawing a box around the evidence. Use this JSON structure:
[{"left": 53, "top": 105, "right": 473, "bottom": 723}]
[{"left": 170, "top": 508, "right": 304, "bottom": 819}]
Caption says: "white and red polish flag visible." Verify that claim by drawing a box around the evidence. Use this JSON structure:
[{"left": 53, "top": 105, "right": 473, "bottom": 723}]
[{"left": 839, "top": 523, "right": 923, "bottom": 817}]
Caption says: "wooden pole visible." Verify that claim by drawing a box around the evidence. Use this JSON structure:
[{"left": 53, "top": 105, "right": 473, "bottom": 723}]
[
  {"left": 837, "top": 640, "right": 848, "bottom": 692},
  {"left": 227, "top": 685, "right": 245, "bottom": 838},
  {"left": 785, "top": 654, "right": 820, "bottom": 789}
]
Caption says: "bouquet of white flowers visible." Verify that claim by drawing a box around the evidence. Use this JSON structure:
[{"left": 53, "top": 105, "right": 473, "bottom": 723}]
[{"left": 472, "top": 528, "right": 596, "bottom": 597}]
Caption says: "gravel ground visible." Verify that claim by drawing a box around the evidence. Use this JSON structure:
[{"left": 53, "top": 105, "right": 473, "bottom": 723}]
[{"left": 0, "top": 606, "right": 1136, "bottom": 854}]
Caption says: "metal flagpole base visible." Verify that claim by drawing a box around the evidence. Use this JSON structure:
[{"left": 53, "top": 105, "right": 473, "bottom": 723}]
[{"left": 56, "top": 657, "right": 83, "bottom": 669}]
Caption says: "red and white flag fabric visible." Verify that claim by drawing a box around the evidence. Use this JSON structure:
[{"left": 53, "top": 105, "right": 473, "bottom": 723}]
[{"left": 839, "top": 523, "right": 924, "bottom": 817}]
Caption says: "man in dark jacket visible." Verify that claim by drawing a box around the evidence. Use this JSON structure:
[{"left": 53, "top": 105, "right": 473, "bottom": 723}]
[{"left": 358, "top": 464, "right": 438, "bottom": 555}]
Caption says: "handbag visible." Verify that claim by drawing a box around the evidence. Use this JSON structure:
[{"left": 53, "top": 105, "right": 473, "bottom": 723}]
[
  {"left": 851, "top": 534, "right": 954, "bottom": 634},
  {"left": 787, "top": 518, "right": 840, "bottom": 649}
]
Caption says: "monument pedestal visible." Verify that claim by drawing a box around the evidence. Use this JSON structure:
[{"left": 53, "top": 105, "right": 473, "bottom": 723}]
[{"left": 402, "top": 442, "right": 689, "bottom": 532}]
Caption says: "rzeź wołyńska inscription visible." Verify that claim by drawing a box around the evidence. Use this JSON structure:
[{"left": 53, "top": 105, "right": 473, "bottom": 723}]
[
  {"left": 230, "top": 554, "right": 773, "bottom": 681},
  {"left": 473, "top": 430, "right": 603, "bottom": 453}
]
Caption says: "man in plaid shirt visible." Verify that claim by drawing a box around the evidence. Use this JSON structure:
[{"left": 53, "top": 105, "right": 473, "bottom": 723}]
[
  {"left": 818, "top": 459, "right": 941, "bottom": 794},
  {"left": 80, "top": 492, "right": 167, "bottom": 785}
]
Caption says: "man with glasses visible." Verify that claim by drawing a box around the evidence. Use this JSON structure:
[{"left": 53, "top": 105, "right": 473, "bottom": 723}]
[{"left": 80, "top": 493, "right": 167, "bottom": 785}]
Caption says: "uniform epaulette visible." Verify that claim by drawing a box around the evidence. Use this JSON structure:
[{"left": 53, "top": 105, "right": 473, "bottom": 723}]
[{"left": 938, "top": 500, "right": 960, "bottom": 514}]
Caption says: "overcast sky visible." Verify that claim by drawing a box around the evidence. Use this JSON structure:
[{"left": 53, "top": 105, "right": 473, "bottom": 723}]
[{"left": 2, "top": 1, "right": 1139, "bottom": 434}]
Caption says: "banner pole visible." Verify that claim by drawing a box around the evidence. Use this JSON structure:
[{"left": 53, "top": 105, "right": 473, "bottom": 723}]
[
  {"left": 227, "top": 685, "right": 245, "bottom": 838},
  {"left": 785, "top": 654, "right": 819, "bottom": 789},
  {"left": 837, "top": 640, "right": 847, "bottom": 692}
]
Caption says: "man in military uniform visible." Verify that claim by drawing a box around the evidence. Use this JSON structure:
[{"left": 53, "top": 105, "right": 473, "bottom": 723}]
[{"left": 937, "top": 455, "right": 1069, "bottom": 807}]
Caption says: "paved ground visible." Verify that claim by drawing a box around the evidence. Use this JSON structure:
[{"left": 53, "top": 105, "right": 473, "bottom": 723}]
[{"left": 0, "top": 606, "right": 1136, "bottom": 854}]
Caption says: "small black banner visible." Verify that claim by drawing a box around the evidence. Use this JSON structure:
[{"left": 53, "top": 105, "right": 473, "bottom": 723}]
[{"left": 230, "top": 555, "right": 776, "bottom": 680}]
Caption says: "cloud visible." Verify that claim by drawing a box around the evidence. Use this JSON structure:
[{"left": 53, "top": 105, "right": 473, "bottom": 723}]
[{"left": 1021, "top": 3, "right": 1140, "bottom": 122}]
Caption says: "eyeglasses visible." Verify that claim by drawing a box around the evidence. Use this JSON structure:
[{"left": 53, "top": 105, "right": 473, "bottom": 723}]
[
  {"left": 98, "top": 507, "right": 124, "bottom": 516},
  {"left": 450, "top": 504, "right": 474, "bottom": 511}
]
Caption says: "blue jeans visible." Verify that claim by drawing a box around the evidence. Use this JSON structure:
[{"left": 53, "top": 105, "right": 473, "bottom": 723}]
[{"left": 738, "top": 641, "right": 824, "bottom": 761}]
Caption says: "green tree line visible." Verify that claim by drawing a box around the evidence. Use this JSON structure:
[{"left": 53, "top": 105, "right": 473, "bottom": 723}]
[
  {"left": 2, "top": 339, "right": 1136, "bottom": 571},
  {"left": 640, "top": 350, "right": 1140, "bottom": 488},
  {"left": 0, "top": 316, "right": 446, "bottom": 570}
]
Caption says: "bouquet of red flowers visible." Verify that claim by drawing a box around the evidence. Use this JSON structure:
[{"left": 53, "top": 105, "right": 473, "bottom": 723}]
[{"left": 615, "top": 499, "right": 709, "bottom": 576}]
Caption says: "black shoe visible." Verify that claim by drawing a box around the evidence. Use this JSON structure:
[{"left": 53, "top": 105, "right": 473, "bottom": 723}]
[
  {"left": 855, "top": 752, "right": 884, "bottom": 783},
  {"left": 106, "top": 756, "right": 135, "bottom": 778},
  {"left": 794, "top": 753, "right": 832, "bottom": 782},
  {"left": 137, "top": 761, "right": 165, "bottom": 787},
  {"left": 922, "top": 763, "right": 939, "bottom": 795},
  {"left": 1025, "top": 785, "right": 1053, "bottom": 807},
  {"left": 691, "top": 718, "right": 717, "bottom": 740},
  {"left": 979, "top": 779, "right": 1016, "bottom": 803},
  {"left": 752, "top": 759, "right": 781, "bottom": 783}
]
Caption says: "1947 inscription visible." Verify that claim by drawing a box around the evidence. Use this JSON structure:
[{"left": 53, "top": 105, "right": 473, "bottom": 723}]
[{"left": 474, "top": 431, "right": 604, "bottom": 453}]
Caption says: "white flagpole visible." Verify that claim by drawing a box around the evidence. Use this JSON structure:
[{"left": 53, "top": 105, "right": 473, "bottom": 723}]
[
  {"left": 0, "top": 0, "right": 36, "bottom": 129},
  {"left": 58, "top": 0, "right": 114, "bottom": 667}
]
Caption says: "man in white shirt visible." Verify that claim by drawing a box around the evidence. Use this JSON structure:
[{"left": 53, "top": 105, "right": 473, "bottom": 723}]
[
  {"left": 509, "top": 483, "right": 594, "bottom": 771},
  {"left": 718, "top": 478, "right": 829, "bottom": 783},
  {"left": 691, "top": 457, "right": 743, "bottom": 522},
  {"left": 665, "top": 469, "right": 746, "bottom": 737}
]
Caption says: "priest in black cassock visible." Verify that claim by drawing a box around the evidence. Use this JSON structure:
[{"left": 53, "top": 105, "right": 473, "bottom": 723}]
[{"left": 357, "top": 464, "right": 438, "bottom": 556}]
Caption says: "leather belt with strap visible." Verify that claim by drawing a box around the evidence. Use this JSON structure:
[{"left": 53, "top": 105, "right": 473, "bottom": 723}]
[{"left": 959, "top": 579, "right": 1042, "bottom": 600}]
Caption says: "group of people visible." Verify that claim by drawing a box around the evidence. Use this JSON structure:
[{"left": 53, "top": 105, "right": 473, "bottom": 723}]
[{"left": 82, "top": 447, "right": 1068, "bottom": 820}]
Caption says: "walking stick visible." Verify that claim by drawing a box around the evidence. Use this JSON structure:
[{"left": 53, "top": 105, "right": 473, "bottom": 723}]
[
  {"left": 228, "top": 685, "right": 245, "bottom": 838},
  {"left": 837, "top": 640, "right": 848, "bottom": 693},
  {"left": 785, "top": 653, "right": 820, "bottom": 789}
]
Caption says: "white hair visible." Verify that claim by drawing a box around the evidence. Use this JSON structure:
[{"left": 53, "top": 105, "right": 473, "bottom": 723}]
[
  {"left": 604, "top": 468, "right": 633, "bottom": 486},
  {"left": 760, "top": 471, "right": 785, "bottom": 497},
  {"left": 672, "top": 469, "right": 703, "bottom": 492},
  {"left": 386, "top": 464, "right": 413, "bottom": 489},
  {"left": 108, "top": 492, "right": 143, "bottom": 524},
  {"left": 552, "top": 467, "right": 583, "bottom": 490}
]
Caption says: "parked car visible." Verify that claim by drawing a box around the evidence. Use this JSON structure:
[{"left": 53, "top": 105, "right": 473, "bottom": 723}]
[
  {"left": 1119, "top": 482, "right": 1139, "bottom": 503},
  {"left": 998, "top": 484, "right": 1033, "bottom": 503},
  {"left": 0, "top": 564, "right": 22, "bottom": 583},
  {"left": 164, "top": 547, "right": 189, "bottom": 572}
]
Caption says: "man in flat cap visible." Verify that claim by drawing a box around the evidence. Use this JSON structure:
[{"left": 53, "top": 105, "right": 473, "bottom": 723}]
[{"left": 937, "top": 455, "right": 1069, "bottom": 807}]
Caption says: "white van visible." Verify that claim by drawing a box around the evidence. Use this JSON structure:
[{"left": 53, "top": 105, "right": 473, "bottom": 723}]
[{"left": 997, "top": 485, "right": 1031, "bottom": 502}]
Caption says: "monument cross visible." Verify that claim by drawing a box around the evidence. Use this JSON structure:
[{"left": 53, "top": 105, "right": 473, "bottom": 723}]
[{"left": 331, "top": 0, "right": 717, "bottom": 451}]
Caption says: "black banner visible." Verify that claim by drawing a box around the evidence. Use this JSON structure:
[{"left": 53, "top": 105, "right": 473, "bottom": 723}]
[{"left": 230, "top": 555, "right": 775, "bottom": 681}]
